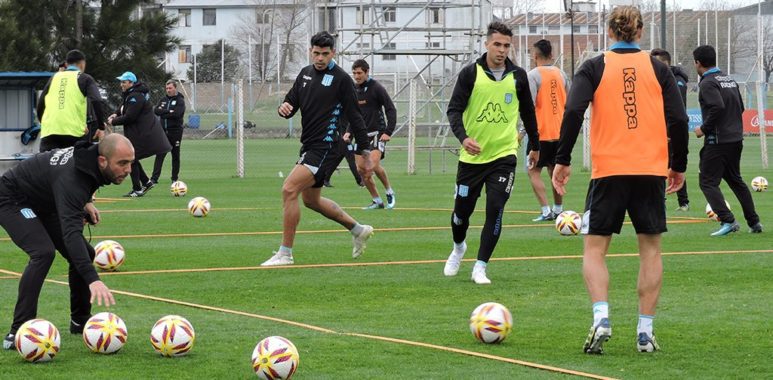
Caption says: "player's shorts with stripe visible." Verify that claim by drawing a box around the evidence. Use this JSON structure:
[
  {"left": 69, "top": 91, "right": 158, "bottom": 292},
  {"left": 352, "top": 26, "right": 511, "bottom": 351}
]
[
  {"left": 455, "top": 155, "right": 517, "bottom": 200},
  {"left": 528, "top": 140, "right": 558, "bottom": 168},
  {"left": 349, "top": 131, "right": 387, "bottom": 159},
  {"left": 297, "top": 143, "right": 345, "bottom": 188},
  {"left": 583, "top": 175, "right": 667, "bottom": 235}
]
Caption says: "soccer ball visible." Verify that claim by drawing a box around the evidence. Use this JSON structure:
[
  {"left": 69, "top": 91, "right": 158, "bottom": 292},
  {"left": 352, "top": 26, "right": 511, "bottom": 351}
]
[
  {"left": 83, "top": 312, "right": 128, "bottom": 354},
  {"left": 94, "top": 240, "right": 125, "bottom": 271},
  {"left": 150, "top": 315, "right": 195, "bottom": 357},
  {"left": 705, "top": 201, "right": 731, "bottom": 221},
  {"left": 171, "top": 181, "right": 188, "bottom": 197},
  {"left": 187, "top": 197, "right": 210, "bottom": 217},
  {"left": 751, "top": 176, "right": 768, "bottom": 192},
  {"left": 555, "top": 211, "right": 582, "bottom": 236},
  {"left": 15, "top": 319, "right": 60, "bottom": 362},
  {"left": 469, "top": 302, "right": 513, "bottom": 344},
  {"left": 251, "top": 336, "right": 300, "bottom": 379}
]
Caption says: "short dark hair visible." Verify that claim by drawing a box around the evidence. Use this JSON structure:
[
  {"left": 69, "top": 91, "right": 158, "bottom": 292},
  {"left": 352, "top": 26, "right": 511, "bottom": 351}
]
[
  {"left": 65, "top": 49, "right": 86, "bottom": 65},
  {"left": 693, "top": 45, "right": 716, "bottom": 68},
  {"left": 650, "top": 48, "right": 671, "bottom": 64},
  {"left": 311, "top": 31, "right": 335, "bottom": 49},
  {"left": 487, "top": 21, "right": 513, "bottom": 38},
  {"left": 533, "top": 39, "right": 552, "bottom": 59},
  {"left": 165, "top": 79, "right": 179, "bottom": 88},
  {"left": 352, "top": 59, "right": 370, "bottom": 72}
]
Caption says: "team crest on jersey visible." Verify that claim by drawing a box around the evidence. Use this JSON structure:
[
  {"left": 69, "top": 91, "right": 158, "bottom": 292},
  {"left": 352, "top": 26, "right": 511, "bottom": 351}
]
[
  {"left": 504, "top": 93, "right": 513, "bottom": 104},
  {"left": 322, "top": 74, "right": 334, "bottom": 86},
  {"left": 20, "top": 208, "right": 37, "bottom": 219}
]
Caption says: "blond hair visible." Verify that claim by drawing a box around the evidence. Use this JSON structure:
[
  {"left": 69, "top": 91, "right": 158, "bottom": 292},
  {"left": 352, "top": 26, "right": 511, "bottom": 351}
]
[{"left": 608, "top": 6, "right": 643, "bottom": 43}]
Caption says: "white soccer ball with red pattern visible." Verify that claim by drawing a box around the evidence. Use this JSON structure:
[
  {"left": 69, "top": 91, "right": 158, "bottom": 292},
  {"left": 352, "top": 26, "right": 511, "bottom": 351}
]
[
  {"left": 469, "top": 302, "right": 513, "bottom": 344},
  {"left": 171, "top": 180, "right": 188, "bottom": 197},
  {"left": 93, "top": 240, "right": 125, "bottom": 271},
  {"left": 150, "top": 315, "right": 195, "bottom": 357},
  {"left": 751, "top": 176, "right": 768, "bottom": 192},
  {"left": 15, "top": 319, "right": 60, "bottom": 362},
  {"left": 252, "top": 336, "right": 300, "bottom": 379},
  {"left": 555, "top": 211, "right": 582, "bottom": 236},
  {"left": 705, "top": 201, "right": 731, "bottom": 221},
  {"left": 83, "top": 312, "right": 128, "bottom": 354},
  {"left": 187, "top": 196, "right": 210, "bottom": 217}
]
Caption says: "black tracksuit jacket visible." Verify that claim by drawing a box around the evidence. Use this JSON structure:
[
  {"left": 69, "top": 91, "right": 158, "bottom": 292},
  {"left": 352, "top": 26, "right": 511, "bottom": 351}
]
[
  {"left": 0, "top": 145, "right": 110, "bottom": 284},
  {"left": 281, "top": 61, "right": 370, "bottom": 152}
]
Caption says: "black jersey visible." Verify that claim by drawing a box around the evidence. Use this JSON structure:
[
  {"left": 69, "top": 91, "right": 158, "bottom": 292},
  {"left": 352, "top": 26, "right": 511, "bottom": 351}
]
[
  {"left": 0, "top": 145, "right": 111, "bottom": 284},
  {"left": 354, "top": 78, "right": 397, "bottom": 135},
  {"left": 281, "top": 61, "right": 369, "bottom": 151}
]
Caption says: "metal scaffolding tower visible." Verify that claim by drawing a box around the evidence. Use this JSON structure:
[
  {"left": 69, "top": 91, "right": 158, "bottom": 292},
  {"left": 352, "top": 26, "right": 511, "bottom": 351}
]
[{"left": 313, "top": 0, "right": 491, "bottom": 147}]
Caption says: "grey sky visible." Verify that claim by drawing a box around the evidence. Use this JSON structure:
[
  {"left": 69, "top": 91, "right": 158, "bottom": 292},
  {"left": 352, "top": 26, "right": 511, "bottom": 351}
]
[{"left": 541, "top": 0, "right": 763, "bottom": 12}]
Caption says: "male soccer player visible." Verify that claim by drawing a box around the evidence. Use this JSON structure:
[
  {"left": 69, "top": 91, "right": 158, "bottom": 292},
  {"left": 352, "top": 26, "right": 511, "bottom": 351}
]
[
  {"left": 151, "top": 79, "right": 186, "bottom": 184},
  {"left": 343, "top": 59, "right": 398, "bottom": 209},
  {"left": 526, "top": 39, "right": 569, "bottom": 221},
  {"left": 651, "top": 48, "right": 691, "bottom": 211},
  {"left": 552, "top": 6, "right": 689, "bottom": 354},
  {"left": 692, "top": 45, "right": 762, "bottom": 235},
  {"left": 37, "top": 49, "right": 107, "bottom": 151},
  {"left": 1, "top": 134, "right": 130, "bottom": 350},
  {"left": 261, "top": 31, "right": 374, "bottom": 266},
  {"left": 443, "top": 22, "right": 540, "bottom": 284}
]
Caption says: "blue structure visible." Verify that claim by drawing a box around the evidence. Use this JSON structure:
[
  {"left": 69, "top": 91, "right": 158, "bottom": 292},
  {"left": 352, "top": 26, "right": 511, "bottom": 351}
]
[{"left": 0, "top": 72, "right": 53, "bottom": 165}]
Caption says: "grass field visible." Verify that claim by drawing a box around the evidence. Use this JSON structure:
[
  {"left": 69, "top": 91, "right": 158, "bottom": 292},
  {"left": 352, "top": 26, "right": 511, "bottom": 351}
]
[{"left": 0, "top": 136, "right": 771, "bottom": 379}]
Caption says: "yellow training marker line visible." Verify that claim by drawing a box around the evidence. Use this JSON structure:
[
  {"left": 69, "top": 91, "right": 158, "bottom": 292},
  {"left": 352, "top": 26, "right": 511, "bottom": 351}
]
[
  {"left": 93, "top": 249, "right": 773, "bottom": 277},
  {"left": 0, "top": 268, "right": 616, "bottom": 379},
  {"left": 0, "top": 218, "right": 708, "bottom": 242}
]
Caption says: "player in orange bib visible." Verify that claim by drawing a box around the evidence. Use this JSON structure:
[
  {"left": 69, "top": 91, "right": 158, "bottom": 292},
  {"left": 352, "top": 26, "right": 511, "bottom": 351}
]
[
  {"left": 526, "top": 40, "right": 569, "bottom": 221},
  {"left": 552, "top": 6, "right": 688, "bottom": 354}
]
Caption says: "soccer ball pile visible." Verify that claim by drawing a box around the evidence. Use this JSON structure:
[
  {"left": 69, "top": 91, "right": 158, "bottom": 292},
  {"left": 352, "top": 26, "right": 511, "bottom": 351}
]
[
  {"left": 469, "top": 302, "right": 513, "bottom": 344},
  {"left": 705, "top": 200, "right": 731, "bottom": 221},
  {"left": 170, "top": 180, "right": 188, "bottom": 197},
  {"left": 751, "top": 176, "right": 768, "bottom": 192},
  {"left": 188, "top": 196, "right": 211, "bottom": 217},
  {"left": 555, "top": 210, "right": 582, "bottom": 236},
  {"left": 15, "top": 315, "right": 197, "bottom": 362},
  {"left": 93, "top": 240, "right": 125, "bottom": 271}
]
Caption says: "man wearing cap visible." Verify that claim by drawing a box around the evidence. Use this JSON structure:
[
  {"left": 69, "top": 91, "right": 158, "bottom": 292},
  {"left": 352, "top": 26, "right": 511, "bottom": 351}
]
[
  {"left": 37, "top": 49, "right": 107, "bottom": 151},
  {"left": 108, "top": 72, "right": 171, "bottom": 197}
]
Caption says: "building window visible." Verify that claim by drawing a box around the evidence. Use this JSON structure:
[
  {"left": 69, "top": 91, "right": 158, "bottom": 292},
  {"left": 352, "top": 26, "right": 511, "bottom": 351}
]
[
  {"left": 356, "top": 42, "right": 371, "bottom": 52},
  {"left": 257, "top": 9, "right": 271, "bottom": 24},
  {"left": 178, "top": 45, "right": 192, "bottom": 63},
  {"left": 382, "top": 42, "right": 396, "bottom": 61},
  {"left": 588, "top": 24, "right": 598, "bottom": 34},
  {"left": 529, "top": 26, "right": 538, "bottom": 34},
  {"left": 427, "top": 8, "right": 444, "bottom": 25},
  {"left": 178, "top": 9, "right": 191, "bottom": 27},
  {"left": 203, "top": 9, "right": 216, "bottom": 26},
  {"left": 573, "top": 25, "right": 581, "bottom": 33},
  {"left": 425, "top": 42, "right": 441, "bottom": 49},
  {"left": 356, "top": 5, "right": 369, "bottom": 25},
  {"left": 383, "top": 7, "right": 396, "bottom": 22}
]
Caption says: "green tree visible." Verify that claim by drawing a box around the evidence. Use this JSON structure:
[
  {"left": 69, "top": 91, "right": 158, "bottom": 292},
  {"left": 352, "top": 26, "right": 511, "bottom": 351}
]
[
  {"left": 0, "top": 0, "right": 179, "bottom": 102},
  {"left": 186, "top": 40, "right": 241, "bottom": 83}
]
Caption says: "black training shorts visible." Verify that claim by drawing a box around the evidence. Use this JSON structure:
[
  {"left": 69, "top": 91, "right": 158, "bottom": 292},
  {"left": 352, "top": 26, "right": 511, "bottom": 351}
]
[{"left": 583, "top": 175, "right": 667, "bottom": 235}]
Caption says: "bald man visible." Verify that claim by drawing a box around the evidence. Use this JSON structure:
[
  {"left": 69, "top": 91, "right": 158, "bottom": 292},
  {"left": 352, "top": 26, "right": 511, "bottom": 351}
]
[{"left": 1, "top": 134, "right": 133, "bottom": 350}]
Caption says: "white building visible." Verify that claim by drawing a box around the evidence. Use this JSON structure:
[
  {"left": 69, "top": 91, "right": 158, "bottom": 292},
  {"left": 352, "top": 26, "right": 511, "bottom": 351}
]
[{"left": 155, "top": 1, "right": 492, "bottom": 82}]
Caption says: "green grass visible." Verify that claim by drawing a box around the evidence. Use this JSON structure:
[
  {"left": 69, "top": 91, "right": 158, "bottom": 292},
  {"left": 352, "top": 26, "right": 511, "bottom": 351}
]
[{"left": 0, "top": 136, "right": 771, "bottom": 379}]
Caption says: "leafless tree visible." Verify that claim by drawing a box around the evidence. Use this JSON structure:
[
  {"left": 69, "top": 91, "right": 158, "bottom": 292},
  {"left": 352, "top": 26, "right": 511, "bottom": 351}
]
[{"left": 732, "top": 16, "right": 773, "bottom": 82}]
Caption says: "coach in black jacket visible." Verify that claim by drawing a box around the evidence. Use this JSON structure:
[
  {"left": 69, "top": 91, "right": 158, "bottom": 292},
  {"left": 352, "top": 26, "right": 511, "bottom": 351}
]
[
  {"left": 151, "top": 80, "right": 186, "bottom": 183},
  {"left": 0, "top": 134, "right": 131, "bottom": 350},
  {"left": 108, "top": 72, "right": 171, "bottom": 197},
  {"left": 693, "top": 46, "right": 762, "bottom": 236}
]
